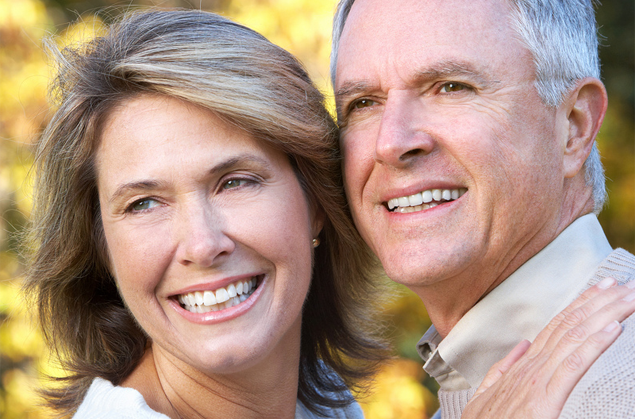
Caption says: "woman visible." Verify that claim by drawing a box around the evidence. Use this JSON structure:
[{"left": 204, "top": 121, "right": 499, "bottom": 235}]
[
  {"left": 24, "top": 9, "right": 634, "bottom": 419},
  {"left": 26, "top": 10, "right": 386, "bottom": 418}
]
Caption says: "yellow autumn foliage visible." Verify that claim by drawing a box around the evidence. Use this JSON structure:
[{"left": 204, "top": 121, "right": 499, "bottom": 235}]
[{"left": 0, "top": 1, "right": 632, "bottom": 418}]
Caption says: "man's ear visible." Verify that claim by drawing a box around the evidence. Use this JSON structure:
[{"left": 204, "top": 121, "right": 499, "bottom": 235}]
[{"left": 563, "top": 77, "right": 608, "bottom": 179}]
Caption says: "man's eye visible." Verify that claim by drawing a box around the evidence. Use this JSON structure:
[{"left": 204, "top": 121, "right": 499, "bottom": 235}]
[
  {"left": 222, "top": 179, "right": 248, "bottom": 189},
  {"left": 352, "top": 99, "right": 376, "bottom": 109},
  {"left": 440, "top": 82, "right": 469, "bottom": 93},
  {"left": 129, "top": 198, "right": 160, "bottom": 212}
]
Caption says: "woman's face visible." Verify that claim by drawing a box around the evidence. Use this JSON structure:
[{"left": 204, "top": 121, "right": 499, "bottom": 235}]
[{"left": 96, "top": 95, "right": 320, "bottom": 375}]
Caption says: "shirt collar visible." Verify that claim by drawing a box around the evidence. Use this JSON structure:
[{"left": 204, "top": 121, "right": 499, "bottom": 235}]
[{"left": 417, "top": 214, "right": 612, "bottom": 390}]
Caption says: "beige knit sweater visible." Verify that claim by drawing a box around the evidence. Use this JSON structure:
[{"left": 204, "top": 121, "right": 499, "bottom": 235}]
[{"left": 434, "top": 248, "right": 635, "bottom": 419}]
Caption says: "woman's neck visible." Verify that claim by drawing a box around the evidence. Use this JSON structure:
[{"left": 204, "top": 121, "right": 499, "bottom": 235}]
[{"left": 122, "top": 343, "right": 300, "bottom": 419}]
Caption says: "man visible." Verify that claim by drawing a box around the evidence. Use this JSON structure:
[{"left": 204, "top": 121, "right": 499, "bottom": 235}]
[{"left": 331, "top": 0, "right": 635, "bottom": 417}]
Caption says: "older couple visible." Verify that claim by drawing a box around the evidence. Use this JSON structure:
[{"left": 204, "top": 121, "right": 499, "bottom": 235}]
[{"left": 26, "top": 1, "right": 634, "bottom": 418}]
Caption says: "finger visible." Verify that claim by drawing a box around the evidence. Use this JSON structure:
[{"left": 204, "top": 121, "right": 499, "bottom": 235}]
[
  {"left": 473, "top": 339, "right": 531, "bottom": 399},
  {"left": 545, "top": 319, "right": 622, "bottom": 408},
  {"left": 526, "top": 278, "right": 631, "bottom": 357},
  {"left": 536, "top": 283, "right": 635, "bottom": 357},
  {"left": 526, "top": 278, "right": 616, "bottom": 355}
]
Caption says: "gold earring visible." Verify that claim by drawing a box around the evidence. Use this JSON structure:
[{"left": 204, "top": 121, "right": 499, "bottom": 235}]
[{"left": 312, "top": 238, "right": 320, "bottom": 248}]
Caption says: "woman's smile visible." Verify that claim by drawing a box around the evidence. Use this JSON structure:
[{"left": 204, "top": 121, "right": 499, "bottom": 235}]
[
  {"left": 169, "top": 274, "right": 267, "bottom": 324},
  {"left": 176, "top": 274, "right": 262, "bottom": 313},
  {"left": 96, "top": 94, "right": 319, "bottom": 374}
]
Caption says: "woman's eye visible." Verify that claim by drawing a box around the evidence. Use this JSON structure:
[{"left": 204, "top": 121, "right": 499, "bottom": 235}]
[
  {"left": 352, "top": 99, "right": 376, "bottom": 109},
  {"left": 129, "top": 198, "right": 160, "bottom": 212},
  {"left": 440, "top": 82, "right": 469, "bottom": 93}
]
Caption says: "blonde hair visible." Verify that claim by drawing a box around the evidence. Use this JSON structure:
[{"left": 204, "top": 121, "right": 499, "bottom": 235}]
[{"left": 25, "top": 10, "right": 387, "bottom": 416}]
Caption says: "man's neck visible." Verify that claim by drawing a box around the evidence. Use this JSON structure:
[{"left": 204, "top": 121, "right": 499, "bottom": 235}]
[{"left": 414, "top": 198, "right": 595, "bottom": 338}]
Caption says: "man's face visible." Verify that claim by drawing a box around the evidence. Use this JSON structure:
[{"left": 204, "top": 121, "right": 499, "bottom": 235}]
[{"left": 335, "top": 0, "right": 568, "bottom": 293}]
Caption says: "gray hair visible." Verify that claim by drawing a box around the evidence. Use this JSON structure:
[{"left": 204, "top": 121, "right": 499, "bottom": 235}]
[{"left": 330, "top": 0, "right": 606, "bottom": 213}]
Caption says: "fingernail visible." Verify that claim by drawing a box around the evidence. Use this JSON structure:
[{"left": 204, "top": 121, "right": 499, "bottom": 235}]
[
  {"left": 623, "top": 292, "right": 635, "bottom": 302},
  {"left": 597, "top": 277, "right": 616, "bottom": 289},
  {"left": 603, "top": 320, "right": 620, "bottom": 333},
  {"left": 626, "top": 280, "right": 635, "bottom": 289}
]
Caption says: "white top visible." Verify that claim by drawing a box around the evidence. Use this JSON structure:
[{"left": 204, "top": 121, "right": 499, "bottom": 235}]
[
  {"left": 417, "top": 214, "right": 613, "bottom": 390},
  {"left": 74, "top": 377, "right": 365, "bottom": 419}
]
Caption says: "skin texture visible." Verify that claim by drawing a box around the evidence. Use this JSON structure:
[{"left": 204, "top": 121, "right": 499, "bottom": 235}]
[
  {"left": 96, "top": 95, "right": 321, "bottom": 418},
  {"left": 334, "top": 0, "right": 607, "bottom": 336}
]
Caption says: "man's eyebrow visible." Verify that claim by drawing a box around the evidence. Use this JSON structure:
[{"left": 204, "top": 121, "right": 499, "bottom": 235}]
[
  {"left": 108, "top": 154, "right": 271, "bottom": 204},
  {"left": 413, "top": 61, "right": 493, "bottom": 85},
  {"left": 335, "top": 61, "right": 496, "bottom": 102},
  {"left": 335, "top": 81, "right": 374, "bottom": 102}
]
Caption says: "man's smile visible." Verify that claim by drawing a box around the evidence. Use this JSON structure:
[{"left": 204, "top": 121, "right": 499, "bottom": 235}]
[{"left": 387, "top": 188, "right": 467, "bottom": 213}]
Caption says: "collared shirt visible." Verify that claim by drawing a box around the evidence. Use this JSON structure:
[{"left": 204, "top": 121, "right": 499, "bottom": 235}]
[{"left": 416, "top": 214, "right": 613, "bottom": 391}]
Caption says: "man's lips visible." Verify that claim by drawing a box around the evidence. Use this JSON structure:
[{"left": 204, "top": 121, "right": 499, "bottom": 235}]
[{"left": 386, "top": 187, "right": 467, "bottom": 213}]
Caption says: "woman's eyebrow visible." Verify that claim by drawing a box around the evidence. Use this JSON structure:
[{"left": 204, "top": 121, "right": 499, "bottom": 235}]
[
  {"left": 109, "top": 180, "right": 164, "bottom": 204},
  {"left": 108, "top": 154, "right": 272, "bottom": 204}
]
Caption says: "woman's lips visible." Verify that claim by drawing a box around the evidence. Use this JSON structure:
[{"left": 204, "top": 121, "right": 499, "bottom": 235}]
[
  {"left": 170, "top": 274, "right": 266, "bottom": 324},
  {"left": 177, "top": 275, "right": 262, "bottom": 313}
]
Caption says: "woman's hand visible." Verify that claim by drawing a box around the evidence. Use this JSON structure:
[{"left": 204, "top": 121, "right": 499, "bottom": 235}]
[{"left": 462, "top": 277, "right": 635, "bottom": 419}]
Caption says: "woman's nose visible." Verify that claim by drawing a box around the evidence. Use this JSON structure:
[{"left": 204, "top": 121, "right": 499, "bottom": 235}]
[{"left": 175, "top": 204, "right": 235, "bottom": 267}]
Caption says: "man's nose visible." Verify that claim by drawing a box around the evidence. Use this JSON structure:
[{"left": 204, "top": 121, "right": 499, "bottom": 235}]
[
  {"left": 374, "top": 93, "right": 435, "bottom": 168},
  {"left": 175, "top": 204, "right": 235, "bottom": 268}
]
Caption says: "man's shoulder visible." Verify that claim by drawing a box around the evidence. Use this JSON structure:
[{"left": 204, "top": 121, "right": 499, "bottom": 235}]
[
  {"left": 559, "top": 248, "right": 635, "bottom": 419},
  {"left": 560, "top": 311, "right": 635, "bottom": 418},
  {"left": 592, "top": 248, "right": 635, "bottom": 287}
]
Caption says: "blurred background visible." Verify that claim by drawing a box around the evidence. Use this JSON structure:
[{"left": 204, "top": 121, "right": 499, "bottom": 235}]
[{"left": 0, "top": 0, "right": 632, "bottom": 417}]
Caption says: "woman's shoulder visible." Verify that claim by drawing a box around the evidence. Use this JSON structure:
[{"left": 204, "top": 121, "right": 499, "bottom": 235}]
[
  {"left": 295, "top": 399, "right": 365, "bottom": 419},
  {"left": 73, "top": 377, "right": 170, "bottom": 419},
  {"left": 75, "top": 377, "right": 365, "bottom": 419}
]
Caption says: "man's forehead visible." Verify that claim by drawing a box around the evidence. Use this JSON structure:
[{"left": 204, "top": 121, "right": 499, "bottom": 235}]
[{"left": 335, "top": 0, "right": 519, "bottom": 87}]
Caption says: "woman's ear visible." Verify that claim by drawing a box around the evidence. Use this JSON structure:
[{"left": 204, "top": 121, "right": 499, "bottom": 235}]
[
  {"left": 311, "top": 207, "right": 325, "bottom": 240},
  {"left": 563, "top": 77, "right": 608, "bottom": 179}
]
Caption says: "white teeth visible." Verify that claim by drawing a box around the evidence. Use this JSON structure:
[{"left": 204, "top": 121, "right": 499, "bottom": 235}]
[
  {"left": 215, "top": 288, "right": 229, "bottom": 304},
  {"left": 194, "top": 291, "right": 204, "bottom": 306},
  {"left": 203, "top": 290, "right": 216, "bottom": 306},
  {"left": 227, "top": 283, "right": 237, "bottom": 298},
  {"left": 388, "top": 188, "right": 467, "bottom": 212},
  {"left": 408, "top": 193, "right": 423, "bottom": 206},
  {"left": 178, "top": 276, "right": 260, "bottom": 312}
]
